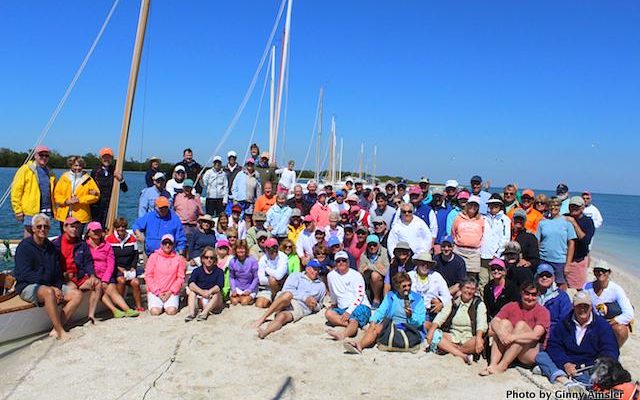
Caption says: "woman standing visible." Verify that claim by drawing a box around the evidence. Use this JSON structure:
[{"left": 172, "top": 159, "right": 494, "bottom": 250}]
[
  {"left": 229, "top": 240, "right": 259, "bottom": 305},
  {"left": 145, "top": 234, "right": 186, "bottom": 316},
  {"left": 451, "top": 195, "right": 485, "bottom": 281},
  {"left": 534, "top": 194, "right": 550, "bottom": 219},
  {"left": 536, "top": 198, "right": 576, "bottom": 290},
  {"left": 53, "top": 156, "right": 100, "bottom": 231},
  {"left": 85, "top": 222, "right": 138, "bottom": 318}
]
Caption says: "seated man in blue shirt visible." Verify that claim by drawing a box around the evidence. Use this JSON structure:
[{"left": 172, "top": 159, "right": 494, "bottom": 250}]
[
  {"left": 254, "top": 259, "right": 326, "bottom": 339},
  {"left": 535, "top": 291, "right": 619, "bottom": 388}
]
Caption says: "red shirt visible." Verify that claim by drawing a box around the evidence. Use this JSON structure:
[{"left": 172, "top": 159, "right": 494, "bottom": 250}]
[
  {"left": 496, "top": 301, "right": 550, "bottom": 337},
  {"left": 60, "top": 235, "right": 78, "bottom": 275}
]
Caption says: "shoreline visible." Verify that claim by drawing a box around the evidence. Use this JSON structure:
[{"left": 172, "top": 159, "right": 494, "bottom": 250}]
[{"left": 0, "top": 254, "right": 636, "bottom": 400}]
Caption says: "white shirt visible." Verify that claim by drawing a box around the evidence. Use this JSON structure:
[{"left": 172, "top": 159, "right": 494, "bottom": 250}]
[
  {"left": 480, "top": 212, "right": 511, "bottom": 259},
  {"left": 324, "top": 225, "right": 345, "bottom": 242},
  {"left": 327, "top": 268, "right": 370, "bottom": 313},
  {"left": 387, "top": 216, "right": 433, "bottom": 256},
  {"left": 408, "top": 270, "right": 452, "bottom": 307},
  {"left": 572, "top": 313, "right": 593, "bottom": 346},
  {"left": 328, "top": 201, "right": 350, "bottom": 214},
  {"left": 278, "top": 168, "right": 297, "bottom": 191},
  {"left": 258, "top": 251, "right": 289, "bottom": 285},
  {"left": 296, "top": 230, "right": 317, "bottom": 260},
  {"left": 166, "top": 179, "right": 183, "bottom": 198},
  {"left": 583, "top": 204, "right": 603, "bottom": 229},
  {"left": 582, "top": 280, "right": 634, "bottom": 325}
]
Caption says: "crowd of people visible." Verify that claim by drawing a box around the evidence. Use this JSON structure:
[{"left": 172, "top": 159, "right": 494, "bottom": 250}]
[{"left": 9, "top": 143, "right": 635, "bottom": 393}]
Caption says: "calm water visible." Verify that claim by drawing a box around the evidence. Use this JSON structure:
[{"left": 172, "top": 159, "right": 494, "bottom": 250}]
[{"left": 1, "top": 167, "right": 639, "bottom": 273}]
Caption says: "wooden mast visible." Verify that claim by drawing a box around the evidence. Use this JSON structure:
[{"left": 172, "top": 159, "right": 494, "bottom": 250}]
[{"left": 105, "top": 0, "right": 151, "bottom": 230}]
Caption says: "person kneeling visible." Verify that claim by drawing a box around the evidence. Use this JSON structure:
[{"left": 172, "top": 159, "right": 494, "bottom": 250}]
[
  {"left": 326, "top": 251, "right": 372, "bottom": 341},
  {"left": 480, "top": 282, "right": 550, "bottom": 376},
  {"left": 145, "top": 234, "right": 186, "bottom": 316},
  {"left": 254, "top": 261, "right": 326, "bottom": 339},
  {"left": 185, "top": 246, "right": 224, "bottom": 322}
]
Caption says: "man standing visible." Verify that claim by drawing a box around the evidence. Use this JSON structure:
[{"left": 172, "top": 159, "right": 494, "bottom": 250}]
[
  {"left": 224, "top": 150, "right": 242, "bottom": 202},
  {"left": 406, "top": 186, "right": 437, "bottom": 244},
  {"left": 581, "top": 191, "right": 603, "bottom": 229},
  {"left": 429, "top": 188, "right": 451, "bottom": 254},
  {"left": 325, "top": 251, "right": 372, "bottom": 341},
  {"left": 175, "top": 148, "right": 202, "bottom": 192},
  {"left": 231, "top": 158, "right": 262, "bottom": 215},
  {"left": 444, "top": 179, "right": 459, "bottom": 208},
  {"left": 419, "top": 177, "right": 432, "bottom": 205},
  {"left": 564, "top": 196, "right": 595, "bottom": 289},
  {"left": 470, "top": 175, "right": 491, "bottom": 215},
  {"left": 503, "top": 184, "right": 520, "bottom": 214},
  {"left": 254, "top": 181, "right": 277, "bottom": 213},
  {"left": 201, "top": 155, "right": 228, "bottom": 217},
  {"left": 383, "top": 180, "right": 396, "bottom": 203},
  {"left": 369, "top": 192, "right": 395, "bottom": 228},
  {"left": 387, "top": 203, "right": 433, "bottom": 256},
  {"left": 133, "top": 196, "right": 187, "bottom": 255},
  {"left": 255, "top": 152, "right": 277, "bottom": 190},
  {"left": 145, "top": 156, "right": 161, "bottom": 187},
  {"left": 11, "top": 145, "right": 56, "bottom": 237},
  {"left": 328, "top": 190, "right": 350, "bottom": 214},
  {"left": 303, "top": 180, "right": 319, "bottom": 209},
  {"left": 511, "top": 209, "right": 540, "bottom": 269},
  {"left": 138, "top": 172, "right": 171, "bottom": 217},
  {"left": 255, "top": 260, "right": 326, "bottom": 339},
  {"left": 287, "top": 184, "right": 311, "bottom": 216},
  {"left": 90, "top": 147, "right": 128, "bottom": 227}
]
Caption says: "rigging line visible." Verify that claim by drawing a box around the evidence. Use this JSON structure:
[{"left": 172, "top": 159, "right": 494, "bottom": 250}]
[
  {"left": 0, "top": 0, "right": 121, "bottom": 210},
  {"left": 195, "top": 0, "right": 287, "bottom": 186},
  {"left": 296, "top": 91, "right": 321, "bottom": 180},
  {"left": 139, "top": 1, "right": 153, "bottom": 161},
  {"left": 243, "top": 54, "right": 271, "bottom": 163}
]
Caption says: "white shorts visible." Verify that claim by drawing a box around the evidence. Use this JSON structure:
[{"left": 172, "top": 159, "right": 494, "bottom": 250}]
[
  {"left": 147, "top": 292, "right": 180, "bottom": 310},
  {"left": 234, "top": 288, "right": 257, "bottom": 299},
  {"left": 186, "top": 288, "right": 216, "bottom": 306}
]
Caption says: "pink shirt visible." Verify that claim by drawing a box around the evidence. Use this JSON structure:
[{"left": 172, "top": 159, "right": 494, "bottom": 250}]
[
  {"left": 145, "top": 249, "right": 186, "bottom": 295},
  {"left": 451, "top": 213, "right": 484, "bottom": 249},
  {"left": 87, "top": 240, "right": 115, "bottom": 283},
  {"left": 348, "top": 241, "right": 367, "bottom": 268},
  {"left": 173, "top": 193, "right": 203, "bottom": 225},
  {"left": 310, "top": 202, "right": 330, "bottom": 229},
  {"left": 496, "top": 301, "right": 550, "bottom": 338}
]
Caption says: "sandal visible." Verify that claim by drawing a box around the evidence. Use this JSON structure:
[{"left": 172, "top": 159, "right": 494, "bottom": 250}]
[
  {"left": 184, "top": 314, "right": 196, "bottom": 323},
  {"left": 125, "top": 308, "right": 140, "bottom": 318},
  {"left": 196, "top": 313, "right": 209, "bottom": 321}
]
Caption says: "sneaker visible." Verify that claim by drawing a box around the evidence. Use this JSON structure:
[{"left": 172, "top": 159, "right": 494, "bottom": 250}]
[
  {"left": 113, "top": 309, "right": 125, "bottom": 318},
  {"left": 531, "top": 366, "right": 542, "bottom": 375},
  {"left": 125, "top": 309, "right": 140, "bottom": 318},
  {"left": 184, "top": 314, "right": 196, "bottom": 323}
]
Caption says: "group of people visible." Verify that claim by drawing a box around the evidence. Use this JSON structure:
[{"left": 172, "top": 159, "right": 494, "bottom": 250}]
[{"left": 10, "top": 143, "right": 634, "bottom": 392}]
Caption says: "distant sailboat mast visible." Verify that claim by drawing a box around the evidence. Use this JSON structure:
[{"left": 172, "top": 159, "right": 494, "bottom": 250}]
[
  {"left": 338, "top": 137, "right": 343, "bottom": 183},
  {"left": 328, "top": 115, "right": 336, "bottom": 183},
  {"left": 271, "top": 0, "right": 293, "bottom": 164}
]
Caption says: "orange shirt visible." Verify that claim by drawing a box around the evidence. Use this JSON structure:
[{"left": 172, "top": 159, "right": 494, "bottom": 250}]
[
  {"left": 254, "top": 194, "right": 276, "bottom": 213},
  {"left": 507, "top": 206, "right": 544, "bottom": 234}
]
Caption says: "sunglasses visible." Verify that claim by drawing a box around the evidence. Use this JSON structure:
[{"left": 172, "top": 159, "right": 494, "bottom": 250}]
[
  {"left": 538, "top": 272, "right": 553, "bottom": 278},
  {"left": 593, "top": 268, "right": 609, "bottom": 274},
  {"left": 284, "top": 245, "right": 293, "bottom": 249},
  {"left": 522, "top": 291, "right": 537, "bottom": 297},
  {"left": 37, "top": 153, "right": 50, "bottom": 158},
  {"left": 490, "top": 267, "right": 504, "bottom": 272},
  {"left": 401, "top": 210, "right": 412, "bottom": 214},
  {"left": 503, "top": 192, "right": 515, "bottom": 197},
  {"left": 535, "top": 201, "right": 546, "bottom": 205},
  {"left": 367, "top": 243, "right": 378, "bottom": 247},
  {"left": 202, "top": 255, "right": 215, "bottom": 260},
  {"left": 33, "top": 224, "right": 50, "bottom": 230},
  {"left": 162, "top": 241, "right": 173, "bottom": 246},
  {"left": 228, "top": 236, "right": 238, "bottom": 239},
  {"left": 336, "top": 259, "right": 348, "bottom": 263}
]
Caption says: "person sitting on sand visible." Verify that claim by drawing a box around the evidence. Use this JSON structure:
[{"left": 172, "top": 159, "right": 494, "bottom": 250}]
[
  {"left": 534, "top": 291, "right": 619, "bottom": 388},
  {"left": 53, "top": 216, "right": 102, "bottom": 324},
  {"left": 480, "top": 282, "right": 550, "bottom": 376},
  {"left": 145, "top": 234, "right": 186, "bottom": 316},
  {"left": 255, "top": 238, "right": 289, "bottom": 308},
  {"left": 229, "top": 240, "right": 259, "bottom": 305},
  {"left": 482, "top": 258, "right": 519, "bottom": 321},
  {"left": 185, "top": 246, "right": 224, "bottom": 322},
  {"left": 535, "top": 264, "right": 572, "bottom": 334},
  {"left": 85, "top": 222, "right": 139, "bottom": 318},
  {"left": 427, "top": 278, "right": 487, "bottom": 364},
  {"left": 254, "top": 260, "right": 326, "bottom": 339},
  {"left": 582, "top": 261, "right": 634, "bottom": 348},
  {"left": 408, "top": 252, "right": 451, "bottom": 324},
  {"left": 325, "top": 251, "right": 372, "bottom": 341},
  {"left": 13, "top": 213, "right": 83, "bottom": 340},
  {"left": 107, "top": 217, "right": 144, "bottom": 312},
  {"left": 344, "top": 272, "right": 425, "bottom": 354},
  {"left": 358, "top": 234, "right": 390, "bottom": 309}
]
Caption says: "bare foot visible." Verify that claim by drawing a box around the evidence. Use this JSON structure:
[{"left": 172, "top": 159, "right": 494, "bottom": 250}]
[
  {"left": 254, "top": 318, "right": 265, "bottom": 329},
  {"left": 479, "top": 366, "right": 495, "bottom": 376},
  {"left": 48, "top": 328, "right": 58, "bottom": 338},
  {"left": 326, "top": 328, "right": 344, "bottom": 341},
  {"left": 88, "top": 316, "right": 96, "bottom": 325},
  {"left": 257, "top": 328, "right": 269, "bottom": 339}
]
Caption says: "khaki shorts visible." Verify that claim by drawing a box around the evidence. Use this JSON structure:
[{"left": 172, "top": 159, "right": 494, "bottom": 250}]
[{"left": 286, "top": 298, "right": 309, "bottom": 322}]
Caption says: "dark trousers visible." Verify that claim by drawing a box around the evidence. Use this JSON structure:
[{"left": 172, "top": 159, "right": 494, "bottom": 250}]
[{"left": 205, "top": 198, "right": 225, "bottom": 218}]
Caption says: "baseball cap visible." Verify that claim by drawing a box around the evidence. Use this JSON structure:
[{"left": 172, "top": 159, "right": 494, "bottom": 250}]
[
  {"left": 213, "top": 155, "right": 223, "bottom": 163},
  {"left": 470, "top": 175, "right": 482, "bottom": 183},
  {"left": 216, "top": 239, "right": 230, "bottom": 248},
  {"left": 569, "top": 196, "right": 585, "bottom": 207},
  {"left": 413, "top": 252, "right": 435, "bottom": 265},
  {"left": 457, "top": 191, "right": 470, "bottom": 200},
  {"left": 148, "top": 155, "right": 161, "bottom": 162},
  {"left": 161, "top": 233, "right": 175, "bottom": 243},
  {"left": 345, "top": 177, "right": 354, "bottom": 184},
  {"left": 155, "top": 196, "right": 170, "bottom": 208},
  {"left": 366, "top": 234, "right": 380, "bottom": 244},
  {"left": 394, "top": 241, "right": 411, "bottom": 251},
  {"left": 174, "top": 165, "right": 186, "bottom": 172},
  {"left": 86, "top": 221, "right": 103, "bottom": 232},
  {"left": 260, "top": 152, "right": 270, "bottom": 159},
  {"left": 503, "top": 241, "right": 522, "bottom": 255},
  {"left": 334, "top": 251, "right": 349, "bottom": 261},
  {"left": 573, "top": 291, "right": 592, "bottom": 307},
  {"left": 290, "top": 208, "right": 302, "bottom": 218},
  {"left": 513, "top": 209, "right": 527, "bottom": 220},
  {"left": 327, "top": 236, "right": 341, "bottom": 247},
  {"left": 231, "top": 204, "right": 242, "bottom": 212},
  {"left": 264, "top": 238, "right": 279, "bottom": 248},
  {"left": 34, "top": 145, "right": 50, "bottom": 154},
  {"left": 397, "top": 180, "right": 407, "bottom": 188},
  {"left": 521, "top": 189, "right": 535, "bottom": 198},
  {"left": 385, "top": 180, "right": 396, "bottom": 188},
  {"left": 432, "top": 187, "right": 444, "bottom": 196},
  {"left": 593, "top": 259, "right": 612, "bottom": 272},
  {"left": 350, "top": 205, "right": 361, "bottom": 213},
  {"left": 335, "top": 190, "right": 345, "bottom": 197},
  {"left": 227, "top": 150, "right": 237, "bottom": 158},
  {"left": 488, "top": 258, "right": 506, "bottom": 270},
  {"left": 370, "top": 215, "right": 385, "bottom": 224},
  {"left": 346, "top": 194, "right": 359, "bottom": 202},
  {"left": 303, "top": 215, "right": 314, "bottom": 223},
  {"left": 99, "top": 147, "right": 114, "bottom": 157},
  {"left": 253, "top": 211, "right": 267, "bottom": 222},
  {"left": 467, "top": 195, "right": 481, "bottom": 205},
  {"left": 64, "top": 216, "right": 79, "bottom": 225},
  {"left": 445, "top": 179, "right": 459, "bottom": 189},
  {"left": 419, "top": 177, "right": 430, "bottom": 184},
  {"left": 535, "top": 263, "right": 555, "bottom": 278},
  {"left": 182, "top": 179, "right": 194, "bottom": 188},
  {"left": 153, "top": 172, "right": 166, "bottom": 181},
  {"left": 408, "top": 186, "right": 422, "bottom": 195},
  {"left": 256, "top": 231, "right": 269, "bottom": 240},
  {"left": 441, "top": 235, "right": 453, "bottom": 245},
  {"left": 343, "top": 223, "right": 354, "bottom": 231},
  {"left": 307, "top": 259, "right": 323, "bottom": 269},
  {"left": 245, "top": 158, "right": 255, "bottom": 165},
  {"left": 556, "top": 183, "right": 569, "bottom": 195},
  {"left": 355, "top": 225, "right": 368, "bottom": 233}
]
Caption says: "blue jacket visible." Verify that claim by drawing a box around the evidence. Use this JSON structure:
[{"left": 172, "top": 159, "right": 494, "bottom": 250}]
[
  {"left": 14, "top": 237, "right": 64, "bottom": 294},
  {"left": 187, "top": 229, "right": 217, "bottom": 259},
  {"left": 539, "top": 286, "right": 572, "bottom": 334},
  {"left": 52, "top": 236, "right": 95, "bottom": 279},
  {"left": 132, "top": 209, "right": 187, "bottom": 255},
  {"left": 138, "top": 186, "right": 172, "bottom": 217},
  {"left": 266, "top": 204, "right": 293, "bottom": 237},
  {"left": 414, "top": 203, "right": 433, "bottom": 227},
  {"left": 431, "top": 203, "right": 452, "bottom": 244},
  {"left": 547, "top": 313, "right": 619, "bottom": 369},
  {"left": 371, "top": 290, "right": 426, "bottom": 328}
]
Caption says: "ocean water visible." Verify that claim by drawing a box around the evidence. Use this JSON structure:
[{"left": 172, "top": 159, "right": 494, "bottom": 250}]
[{"left": 1, "top": 167, "right": 639, "bottom": 274}]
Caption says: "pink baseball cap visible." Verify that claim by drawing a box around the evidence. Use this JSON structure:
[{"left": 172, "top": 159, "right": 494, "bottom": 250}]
[
  {"left": 161, "top": 233, "right": 175, "bottom": 243},
  {"left": 216, "top": 239, "right": 230, "bottom": 248},
  {"left": 264, "top": 238, "right": 279, "bottom": 248},
  {"left": 64, "top": 216, "right": 79, "bottom": 225},
  {"left": 408, "top": 186, "right": 422, "bottom": 195},
  {"left": 303, "top": 215, "right": 314, "bottom": 222},
  {"left": 35, "top": 145, "right": 49, "bottom": 154},
  {"left": 488, "top": 258, "right": 506, "bottom": 269},
  {"left": 86, "top": 221, "right": 103, "bottom": 232},
  {"left": 350, "top": 205, "right": 361, "bottom": 213},
  {"left": 245, "top": 158, "right": 255, "bottom": 165},
  {"left": 457, "top": 191, "right": 470, "bottom": 200}
]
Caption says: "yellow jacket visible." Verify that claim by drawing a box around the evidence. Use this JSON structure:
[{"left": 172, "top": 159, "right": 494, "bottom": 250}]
[
  {"left": 53, "top": 171, "right": 100, "bottom": 223},
  {"left": 11, "top": 161, "right": 57, "bottom": 217}
]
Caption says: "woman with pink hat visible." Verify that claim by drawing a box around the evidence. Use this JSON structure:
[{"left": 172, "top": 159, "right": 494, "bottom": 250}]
[
  {"left": 86, "top": 222, "right": 139, "bottom": 318},
  {"left": 145, "top": 233, "right": 186, "bottom": 316}
]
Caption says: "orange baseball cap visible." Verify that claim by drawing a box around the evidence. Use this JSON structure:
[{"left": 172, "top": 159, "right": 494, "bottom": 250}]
[
  {"left": 99, "top": 147, "right": 114, "bottom": 157},
  {"left": 155, "top": 196, "right": 170, "bottom": 208},
  {"left": 522, "top": 189, "right": 535, "bottom": 198}
]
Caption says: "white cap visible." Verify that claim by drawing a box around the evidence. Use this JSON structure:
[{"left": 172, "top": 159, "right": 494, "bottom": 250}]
[
  {"left": 445, "top": 179, "right": 459, "bottom": 188},
  {"left": 174, "top": 165, "right": 186, "bottom": 172},
  {"left": 468, "top": 195, "right": 481, "bottom": 205},
  {"left": 335, "top": 251, "right": 349, "bottom": 261},
  {"left": 227, "top": 150, "right": 237, "bottom": 158},
  {"left": 213, "top": 155, "right": 222, "bottom": 163},
  {"left": 152, "top": 172, "right": 166, "bottom": 180}
]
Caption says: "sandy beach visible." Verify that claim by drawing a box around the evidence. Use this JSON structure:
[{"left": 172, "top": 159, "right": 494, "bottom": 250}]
[{"left": 1, "top": 254, "right": 637, "bottom": 400}]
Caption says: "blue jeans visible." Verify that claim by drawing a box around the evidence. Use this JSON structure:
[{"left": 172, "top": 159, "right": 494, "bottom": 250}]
[{"left": 535, "top": 351, "right": 590, "bottom": 384}]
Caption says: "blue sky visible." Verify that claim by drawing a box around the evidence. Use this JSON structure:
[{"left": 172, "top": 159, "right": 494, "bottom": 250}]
[{"left": 0, "top": 1, "right": 639, "bottom": 195}]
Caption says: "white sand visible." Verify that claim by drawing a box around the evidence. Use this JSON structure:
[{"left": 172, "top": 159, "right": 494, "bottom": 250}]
[{"left": 1, "top": 255, "right": 637, "bottom": 400}]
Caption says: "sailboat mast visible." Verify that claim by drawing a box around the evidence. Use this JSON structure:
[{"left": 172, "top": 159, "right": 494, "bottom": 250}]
[
  {"left": 338, "top": 137, "right": 343, "bottom": 183},
  {"left": 268, "top": 45, "right": 276, "bottom": 160},
  {"left": 105, "top": 0, "right": 151, "bottom": 230},
  {"left": 329, "top": 115, "right": 335, "bottom": 183},
  {"left": 358, "top": 143, "right": 364, "bottom": 180},
  {"left": 372, "top": 145, "right": 377, "bottom": 185},
  {"left": 272, "top": 0, "right": 293, "bottom": 164},
  {"left": 315, "top": 87, "right": 323, "bottom": 182}
]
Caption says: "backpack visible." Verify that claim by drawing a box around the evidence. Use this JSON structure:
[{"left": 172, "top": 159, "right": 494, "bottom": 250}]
[{"left": 377, "top": 317, "right": 422, "bottom": 353}]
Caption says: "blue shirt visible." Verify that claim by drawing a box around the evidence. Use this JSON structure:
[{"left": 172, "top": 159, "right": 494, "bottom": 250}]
[
  {"left": 474, "top": 190, "right": 491, "bottom": 216},
  {"left": 282, "top": 272, "right": 326, "bottom": 314},
  {"left": 536, "top": 217, "right": 577, "bottom": 263},
  {"left": 138, "top": 186, "right": 172, "bottom": 217},
  {"left": 36, "top": 165, "right": 52, "bottom": 211},
  {"left": 188, "top": 265, "right": 224, "bottom": 291},
  {"left": 132, "top": 209, "right": 187, "bottom": 255}
]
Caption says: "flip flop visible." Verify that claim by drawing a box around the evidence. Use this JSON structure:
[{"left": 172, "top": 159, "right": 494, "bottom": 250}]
[{"left": 343, "top": 342, "right": 362, "bottom": 355}]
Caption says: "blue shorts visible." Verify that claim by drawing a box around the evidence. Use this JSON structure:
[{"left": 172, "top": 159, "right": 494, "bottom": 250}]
[
  {"left": 333, "top": 304, "right": 372, "bottom": 328},
  {"left": 544, "top": 261, "right": 566, "bottom": 284}
]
